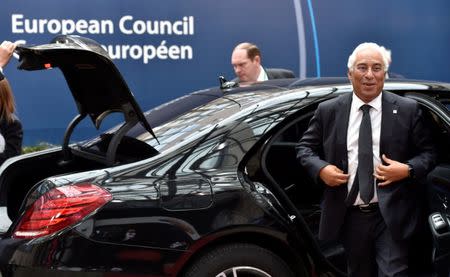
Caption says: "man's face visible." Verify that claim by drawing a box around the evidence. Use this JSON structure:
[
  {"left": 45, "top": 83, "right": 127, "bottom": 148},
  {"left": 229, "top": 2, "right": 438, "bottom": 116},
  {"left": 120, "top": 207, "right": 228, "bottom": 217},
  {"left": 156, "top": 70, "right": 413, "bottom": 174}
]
[
  {"left": 347, "top": 48, "right": 386, "bottom": 103},
  {"left": 231, "top": 48, "right": 261, "bottom": 82}
]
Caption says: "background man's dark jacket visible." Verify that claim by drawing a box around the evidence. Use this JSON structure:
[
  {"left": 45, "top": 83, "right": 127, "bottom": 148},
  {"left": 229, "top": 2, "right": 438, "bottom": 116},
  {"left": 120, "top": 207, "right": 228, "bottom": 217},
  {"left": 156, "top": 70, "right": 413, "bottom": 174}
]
[{"left": 233, "top": 67, "right": 295, "bottom": 83}]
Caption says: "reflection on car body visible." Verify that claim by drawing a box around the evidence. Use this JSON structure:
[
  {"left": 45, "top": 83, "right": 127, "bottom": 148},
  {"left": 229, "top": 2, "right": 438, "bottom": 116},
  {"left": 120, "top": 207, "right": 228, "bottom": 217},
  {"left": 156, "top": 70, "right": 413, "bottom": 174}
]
[{"left": 0, "top": 35, "right": 448, "bottom": 276}]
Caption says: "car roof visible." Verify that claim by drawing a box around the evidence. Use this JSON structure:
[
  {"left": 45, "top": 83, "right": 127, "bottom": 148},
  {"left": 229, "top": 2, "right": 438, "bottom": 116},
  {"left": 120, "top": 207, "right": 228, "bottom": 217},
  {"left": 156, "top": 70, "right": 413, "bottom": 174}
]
[{"left": 139, "top": 76, "right": 450, "bottom": 127}]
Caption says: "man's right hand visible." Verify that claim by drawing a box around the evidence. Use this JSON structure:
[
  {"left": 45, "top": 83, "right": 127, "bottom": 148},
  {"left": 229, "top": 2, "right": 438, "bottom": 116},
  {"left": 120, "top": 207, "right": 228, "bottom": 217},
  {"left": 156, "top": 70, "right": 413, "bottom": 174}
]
[
  {"left": 0, "top": 41, "right": 16, "bottom": 68},
  {"left": 319, "top": 165, "right": 349, "bottom": 187}
]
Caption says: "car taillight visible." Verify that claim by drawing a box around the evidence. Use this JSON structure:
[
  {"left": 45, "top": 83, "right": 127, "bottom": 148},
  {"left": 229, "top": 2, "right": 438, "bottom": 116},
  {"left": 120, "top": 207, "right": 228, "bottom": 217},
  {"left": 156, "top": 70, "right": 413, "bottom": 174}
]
[{"left": 13, "top": 183, "right": 112, "bottom": 239}]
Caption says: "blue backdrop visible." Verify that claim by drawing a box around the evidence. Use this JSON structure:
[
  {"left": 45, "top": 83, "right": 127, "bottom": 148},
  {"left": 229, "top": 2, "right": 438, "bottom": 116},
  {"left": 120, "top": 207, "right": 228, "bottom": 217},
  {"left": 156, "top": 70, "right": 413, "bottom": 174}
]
[{"left": 1, "top": 0, "right": 449, "bottom": 146}]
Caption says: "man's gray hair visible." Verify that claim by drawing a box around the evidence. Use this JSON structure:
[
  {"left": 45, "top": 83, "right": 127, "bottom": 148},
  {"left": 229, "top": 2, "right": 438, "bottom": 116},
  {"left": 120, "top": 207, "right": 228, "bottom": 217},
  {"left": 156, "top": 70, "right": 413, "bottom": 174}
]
[{"left": 347, "top": 42, "right": 390, "bottom": 72}]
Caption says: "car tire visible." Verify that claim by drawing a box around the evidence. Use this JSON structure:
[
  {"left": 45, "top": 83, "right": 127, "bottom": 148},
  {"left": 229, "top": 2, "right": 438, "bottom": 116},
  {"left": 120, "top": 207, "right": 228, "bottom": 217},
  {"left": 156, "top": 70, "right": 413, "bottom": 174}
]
[{"left": 183, "top": 243, "right": 298, "bottom": 277}]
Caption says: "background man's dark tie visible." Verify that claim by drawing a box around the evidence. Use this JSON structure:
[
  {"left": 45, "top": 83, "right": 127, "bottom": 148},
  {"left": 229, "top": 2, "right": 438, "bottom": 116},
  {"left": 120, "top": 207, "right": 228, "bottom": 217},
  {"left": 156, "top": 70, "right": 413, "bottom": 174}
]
[{"left": 345, "top": 104, "right": 374, "bottom": 205}]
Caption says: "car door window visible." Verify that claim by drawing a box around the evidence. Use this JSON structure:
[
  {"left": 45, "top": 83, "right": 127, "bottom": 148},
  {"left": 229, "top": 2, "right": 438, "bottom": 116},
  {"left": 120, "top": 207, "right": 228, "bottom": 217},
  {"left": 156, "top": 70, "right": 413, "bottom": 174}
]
[{"left": 259, "top": 105, "right": 323, "bottom": 218}]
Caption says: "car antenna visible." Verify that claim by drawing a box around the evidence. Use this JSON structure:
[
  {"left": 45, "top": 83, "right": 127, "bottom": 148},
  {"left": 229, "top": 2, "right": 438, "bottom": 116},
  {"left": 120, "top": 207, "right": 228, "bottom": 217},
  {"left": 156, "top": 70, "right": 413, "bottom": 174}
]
[{"left": 219, "top": 75, "right": 239, "bottom": 90}]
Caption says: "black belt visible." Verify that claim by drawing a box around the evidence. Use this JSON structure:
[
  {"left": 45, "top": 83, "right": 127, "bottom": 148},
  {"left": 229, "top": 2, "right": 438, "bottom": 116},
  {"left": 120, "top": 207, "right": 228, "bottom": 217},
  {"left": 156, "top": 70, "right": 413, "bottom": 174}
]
[{"left": 350, "top": 202, "right": 379, "bottom": 213}]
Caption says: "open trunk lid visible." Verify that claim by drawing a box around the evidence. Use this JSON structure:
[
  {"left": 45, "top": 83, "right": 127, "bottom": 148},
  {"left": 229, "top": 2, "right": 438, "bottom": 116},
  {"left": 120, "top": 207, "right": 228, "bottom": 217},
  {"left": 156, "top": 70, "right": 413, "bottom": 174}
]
[{"left": 15, "top": 35, "right": 157, "bottom": 165}]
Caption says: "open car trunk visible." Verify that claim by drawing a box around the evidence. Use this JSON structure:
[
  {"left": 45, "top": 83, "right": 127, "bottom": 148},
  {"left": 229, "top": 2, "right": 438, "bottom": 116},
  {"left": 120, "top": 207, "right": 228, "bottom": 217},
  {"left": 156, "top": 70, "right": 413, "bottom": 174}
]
[
  {"left": 1, "top": 133, "right": 158, "bottom": 222},
  {"left": 1, "top": 148, "right": 102, "bottom": 221},
  {"left": 0, "top": 35, "right": 161, "bottom": 222}
]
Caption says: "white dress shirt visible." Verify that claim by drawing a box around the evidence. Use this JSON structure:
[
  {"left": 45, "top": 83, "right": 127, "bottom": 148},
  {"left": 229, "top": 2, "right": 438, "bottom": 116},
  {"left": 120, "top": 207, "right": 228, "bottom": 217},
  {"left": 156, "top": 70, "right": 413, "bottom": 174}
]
[
  {"left": 256, "top": 65, "right": 268, "bottom": 81},
  {"left": 0, "top": 133, "right": 5, "bottom": 153},
  {"left": 347, "top": 92, "right": 382, "bottom": 205}
]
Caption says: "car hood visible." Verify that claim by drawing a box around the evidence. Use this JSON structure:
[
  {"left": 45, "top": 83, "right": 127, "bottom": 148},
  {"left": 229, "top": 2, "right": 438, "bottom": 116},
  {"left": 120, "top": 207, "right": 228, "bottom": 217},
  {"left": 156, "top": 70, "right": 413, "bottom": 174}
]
[{"left": 15, "top": 35, "right": 155, "bottom": 139}]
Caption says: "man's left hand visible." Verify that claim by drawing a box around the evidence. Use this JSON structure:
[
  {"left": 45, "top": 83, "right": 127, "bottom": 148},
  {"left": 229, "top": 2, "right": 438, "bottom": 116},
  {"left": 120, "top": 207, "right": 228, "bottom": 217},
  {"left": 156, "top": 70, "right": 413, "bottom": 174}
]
[{"left": 374, "top": 154, "right": 409, "bottom": 186}]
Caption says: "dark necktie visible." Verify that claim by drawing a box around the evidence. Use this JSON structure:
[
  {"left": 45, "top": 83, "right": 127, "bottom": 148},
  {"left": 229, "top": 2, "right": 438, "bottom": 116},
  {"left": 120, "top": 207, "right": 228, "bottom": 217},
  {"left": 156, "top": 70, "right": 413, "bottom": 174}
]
[{"left": 358, "top": 104, "right": 374, "bottom": 204}]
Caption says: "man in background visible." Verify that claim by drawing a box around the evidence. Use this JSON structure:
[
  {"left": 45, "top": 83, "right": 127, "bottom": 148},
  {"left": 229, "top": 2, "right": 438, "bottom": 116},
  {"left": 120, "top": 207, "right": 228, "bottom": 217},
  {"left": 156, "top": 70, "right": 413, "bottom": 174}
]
[{"left": 231, "top": 42, "right": 295, "bottom": 84}]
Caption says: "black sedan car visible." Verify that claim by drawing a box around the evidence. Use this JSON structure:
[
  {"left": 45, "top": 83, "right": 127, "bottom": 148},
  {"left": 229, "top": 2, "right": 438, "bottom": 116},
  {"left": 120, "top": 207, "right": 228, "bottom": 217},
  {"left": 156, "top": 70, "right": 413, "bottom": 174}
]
[{"left": 0, "top": 35, "right": 448, "bottom": 277}]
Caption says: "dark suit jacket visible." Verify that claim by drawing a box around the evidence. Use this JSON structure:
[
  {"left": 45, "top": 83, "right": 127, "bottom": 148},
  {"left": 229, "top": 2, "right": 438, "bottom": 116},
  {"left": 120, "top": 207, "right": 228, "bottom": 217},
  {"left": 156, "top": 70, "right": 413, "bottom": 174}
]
[
  {"left": 0, "top": 71, "right": 4, "bottom": 81},
  {"left": 297, "top": 91, "right": 436, "bottom": 241},
  {"left": 0, "top": 115, "right": 23, "bottom": 165},
  {"left": 266, "top": 68, "right": 295, "bottom": 79},
  {"left": 233, "top": 67, "right": 295, "bottom": 83}
]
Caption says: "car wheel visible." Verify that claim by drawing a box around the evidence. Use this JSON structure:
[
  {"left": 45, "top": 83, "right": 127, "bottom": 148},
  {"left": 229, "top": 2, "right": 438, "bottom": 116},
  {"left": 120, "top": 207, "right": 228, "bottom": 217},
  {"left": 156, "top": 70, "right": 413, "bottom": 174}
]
[{"left": 183, "top": 243, "right": 298, "bottom": 277}]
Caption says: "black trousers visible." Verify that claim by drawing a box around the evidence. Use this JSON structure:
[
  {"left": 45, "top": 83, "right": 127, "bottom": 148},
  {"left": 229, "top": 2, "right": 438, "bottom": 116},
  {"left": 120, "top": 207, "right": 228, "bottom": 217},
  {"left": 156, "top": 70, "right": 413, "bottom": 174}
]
[{"left": 341, "top": 206, "right": 409, "bottom": 277}]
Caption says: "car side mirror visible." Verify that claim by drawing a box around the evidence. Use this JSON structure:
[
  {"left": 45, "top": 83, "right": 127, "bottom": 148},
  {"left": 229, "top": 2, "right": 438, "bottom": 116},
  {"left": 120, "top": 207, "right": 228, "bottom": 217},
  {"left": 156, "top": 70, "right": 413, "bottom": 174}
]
[{"left": 219, "top": 76, "right": 239, "bottom": 90}]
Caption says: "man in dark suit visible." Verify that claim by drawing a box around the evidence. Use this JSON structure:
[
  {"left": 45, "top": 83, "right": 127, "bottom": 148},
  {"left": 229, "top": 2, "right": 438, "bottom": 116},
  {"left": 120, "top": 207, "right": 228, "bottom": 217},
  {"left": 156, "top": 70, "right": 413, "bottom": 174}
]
[
  {"left": 0, "top": 41, "right": 16, "bottom": 81},
  {"left": 231, "top": 42, "right": 295, "bottom": 84},
  {"left": 297, "top": 42, "right": 435, "bottom": 276}
]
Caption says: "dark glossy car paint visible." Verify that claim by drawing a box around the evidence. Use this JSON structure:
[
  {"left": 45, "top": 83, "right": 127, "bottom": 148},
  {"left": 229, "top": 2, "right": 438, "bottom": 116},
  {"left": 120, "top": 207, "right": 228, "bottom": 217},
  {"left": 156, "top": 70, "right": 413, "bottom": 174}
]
[{"left": 0, "top": 36, "right": 449, "bottom": 276}]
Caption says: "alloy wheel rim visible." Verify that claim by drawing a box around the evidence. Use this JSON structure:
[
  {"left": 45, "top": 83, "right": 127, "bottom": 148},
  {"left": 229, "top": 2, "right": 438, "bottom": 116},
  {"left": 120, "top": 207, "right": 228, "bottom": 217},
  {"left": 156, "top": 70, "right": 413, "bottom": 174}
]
[{"left": 215, "top": 266, "right": 272, "bottom": 277}]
